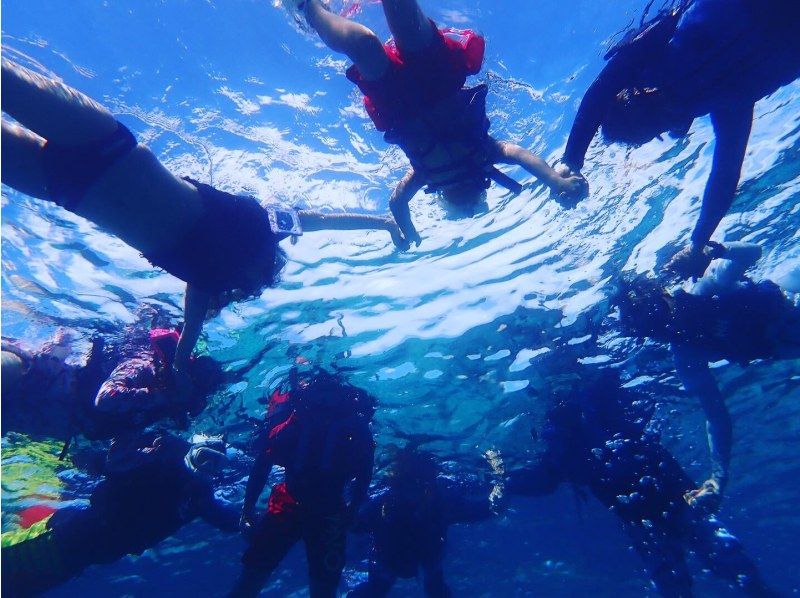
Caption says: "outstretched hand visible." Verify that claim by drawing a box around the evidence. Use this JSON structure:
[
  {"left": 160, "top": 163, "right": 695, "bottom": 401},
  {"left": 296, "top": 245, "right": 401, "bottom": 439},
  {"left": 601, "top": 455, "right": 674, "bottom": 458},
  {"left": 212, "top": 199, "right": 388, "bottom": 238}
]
[
  {"left": 551, "top": 164, "right": 589, "bottom": 209},
  {"left": 239, "top": 510, "right": 256, "bottom": 538},
  {"left": 386, "top": 219, "right": 411, "bottom": 250},
  {"left": 387, "top": 217, "right": 421, "bottom": 250},
  {"left": 664, "top": 245, "right": 714, "bottom": 280},
  {"left": 684, "top": 478, "right": 722, "bottom": 512}
]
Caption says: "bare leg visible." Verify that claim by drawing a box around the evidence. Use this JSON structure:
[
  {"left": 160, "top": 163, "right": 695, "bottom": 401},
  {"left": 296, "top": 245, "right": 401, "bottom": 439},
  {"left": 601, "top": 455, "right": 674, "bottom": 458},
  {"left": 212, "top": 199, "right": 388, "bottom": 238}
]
[
  {"left": 1, "top": 59, "right": 117, "bottom": 145},
  {"left": 1, "top": 120, "right": 48, "bottom": 200},
  {"left": 305, "top": 0, "right": 390, "bottom": 81},
  {"left": 381, "top": 0, "right": 435, "bottom": 54}
]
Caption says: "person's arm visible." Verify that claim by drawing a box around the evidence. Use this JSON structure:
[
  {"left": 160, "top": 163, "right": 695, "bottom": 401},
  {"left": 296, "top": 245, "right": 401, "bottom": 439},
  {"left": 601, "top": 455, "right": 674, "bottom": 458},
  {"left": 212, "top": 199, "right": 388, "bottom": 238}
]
[
  {"left": 562, "top": 54, "right": 639, "bottom": 173},
  {"left": 297, "top": 208, "right": 408, "bottom": 250},
  {"left": 491, "top": 140, "right": 586, "bottom": 199},
  {"left": 691, "top": 104, "right": 754, "bottom": 250},
  {"left": 240, "top": 450, "right": 274, "bottom": 533},
  {"left": 668, "top": 104, "right": 754, "bottom": 279},
  {"left": 673, "top": 345, "right": 731, "bottom": 491},
  {"left": 347, "top": 425, "right": 375, "bottom": 518},
  {"left": 388, "top": 169, "right": 424, "bottom": 247},
  {"left": 505, "top": 460, "right": 562, "bottom": 497},
  {"left": 172, "top": 284, "right": 209, "bottom": 397}
]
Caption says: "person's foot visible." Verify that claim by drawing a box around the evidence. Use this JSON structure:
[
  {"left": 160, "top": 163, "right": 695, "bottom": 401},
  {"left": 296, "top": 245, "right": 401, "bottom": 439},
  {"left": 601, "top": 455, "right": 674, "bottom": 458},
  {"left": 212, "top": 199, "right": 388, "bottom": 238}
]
[{"left": 684, "top": 478, "right": 722, "bottom": 510}]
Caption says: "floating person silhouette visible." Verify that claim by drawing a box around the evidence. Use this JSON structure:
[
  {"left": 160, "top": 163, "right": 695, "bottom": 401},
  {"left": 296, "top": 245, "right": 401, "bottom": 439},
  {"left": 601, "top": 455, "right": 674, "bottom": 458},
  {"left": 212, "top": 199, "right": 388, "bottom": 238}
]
[
  {"left": 1, "top": 58, "right": 406, "bottom": 396},
  {"left": 348, "top": 447, "right": 499, "bottom": 597},
  {"left": 505, "top": 370, "right": 775, "bottom": 597},
  {"left": 1, "top": 432, "right": 237, "bottom": 597},
  {"left": 556, "top": 0, "right": 800, "bottom": 277},
  {"left": 232, "top": 370, "right": 376, "bottom": 597},
  {"left": 294, "top": 0, "right": 584, "bottom": 245},
  {"left": 613, "top": 242, "right": 800, "bottom": 506}
]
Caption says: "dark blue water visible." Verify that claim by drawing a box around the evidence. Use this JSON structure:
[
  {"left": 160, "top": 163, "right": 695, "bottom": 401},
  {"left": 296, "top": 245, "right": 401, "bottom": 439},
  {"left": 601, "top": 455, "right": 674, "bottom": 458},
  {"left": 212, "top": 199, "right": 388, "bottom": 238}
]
[{"left": 2, "top": 0, "right": 799, "bottom": 595}]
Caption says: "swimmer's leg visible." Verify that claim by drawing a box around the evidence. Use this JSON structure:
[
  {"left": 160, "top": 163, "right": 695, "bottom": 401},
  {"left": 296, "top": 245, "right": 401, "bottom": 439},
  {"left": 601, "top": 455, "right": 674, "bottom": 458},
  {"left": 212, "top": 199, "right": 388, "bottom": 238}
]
[
  {"left": 1, "top": 60, "right": 117, "bottom": 145},
  {"left": 1, "top": 120, "right": 48, "bottom": 200},
  {"left": 304, "top": 0, "right": 390, "bottom": 81},
  {"left": 381, "top": 0, "right": 436, "bottom": 54}
]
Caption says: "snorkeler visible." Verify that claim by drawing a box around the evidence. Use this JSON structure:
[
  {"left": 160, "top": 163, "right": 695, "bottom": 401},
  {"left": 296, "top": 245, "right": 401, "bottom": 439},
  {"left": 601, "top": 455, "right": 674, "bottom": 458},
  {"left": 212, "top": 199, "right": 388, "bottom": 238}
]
[
  {"left": 90, "top": 327, "right": 226, "bottom": 439},
  {"left": 1, "top": 58, "right": 407, "bottom": 394},
  {"left": 614, "top": 242, "right": 800, "bottom": 506},
  {"left": 348, "top": 447, "right": 498, "bottom": 597},
  {"left": 1, "top": 432, "right": 237, "bottom": 596},
  {"left": 295, "top": 0, "right": 585, "bottom": 245},
  {"left": 2, "top": 324, "right": 224, "bottom": 442},
  {"left": 556, "top": 0, "right": 800, "bottom": 277},
  {"left": 231, "top": 370, "right": 376, "bottom": 597},
  {"left": 505, "top": 370, "right": 775, "bottom": 597}
]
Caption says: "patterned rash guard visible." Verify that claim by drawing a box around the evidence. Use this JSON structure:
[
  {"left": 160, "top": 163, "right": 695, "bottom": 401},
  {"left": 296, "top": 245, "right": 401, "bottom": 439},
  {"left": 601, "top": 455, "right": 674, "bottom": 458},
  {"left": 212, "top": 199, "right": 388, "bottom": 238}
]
[{"left": 94, "top": 349, "right": 169, "bottom": 416}]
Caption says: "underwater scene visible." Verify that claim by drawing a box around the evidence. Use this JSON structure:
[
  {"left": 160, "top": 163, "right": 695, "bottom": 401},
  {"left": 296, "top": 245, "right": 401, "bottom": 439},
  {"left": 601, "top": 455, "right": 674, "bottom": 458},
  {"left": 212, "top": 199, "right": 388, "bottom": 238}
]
[{"left": 1, "top": 0, "right": 799, "bottom": 596}]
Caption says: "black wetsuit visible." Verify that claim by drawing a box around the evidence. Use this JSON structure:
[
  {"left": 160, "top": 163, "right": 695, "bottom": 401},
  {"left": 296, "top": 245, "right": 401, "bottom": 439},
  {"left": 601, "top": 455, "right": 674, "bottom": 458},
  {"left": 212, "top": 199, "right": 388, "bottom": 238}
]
[
  {"left": 1, "top": 436, "right": 237, "bottom": 597},
  {"left": 506, "top": 388, "right": 773, "bottom": 597},
  {"left": 239, "top": 413, "right": 375, "bottom": 597},
  {"left": 563, "top": 0, "right": 800, "bottom": 246},
  {"left": 349, "top": 479, "right": 493, "bottom": 597}
]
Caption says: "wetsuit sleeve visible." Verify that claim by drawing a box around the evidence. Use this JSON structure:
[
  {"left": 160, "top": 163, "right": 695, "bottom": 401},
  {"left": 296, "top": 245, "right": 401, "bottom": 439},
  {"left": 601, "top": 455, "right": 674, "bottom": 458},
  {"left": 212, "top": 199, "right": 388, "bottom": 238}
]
[
  {"left": 389, "top": 169, "right": 425, "bottom": 246},
  {"left": 505, "top": 460, "right": 563, "bottom": 497},
  {"left": 93, "top": 356, "right": 161, "bottom": 412},
  {"left": 563, "top": 54, "right": 639, "bottom": 171},
  {"left": 690, "top": 103, "right": 754, "bottom": 248},
  {"left": 673, "top": 344, "right": 731, "bottom": 486},
  {"left": 242, "top": 449, "right": 274, "bottom": 516}
]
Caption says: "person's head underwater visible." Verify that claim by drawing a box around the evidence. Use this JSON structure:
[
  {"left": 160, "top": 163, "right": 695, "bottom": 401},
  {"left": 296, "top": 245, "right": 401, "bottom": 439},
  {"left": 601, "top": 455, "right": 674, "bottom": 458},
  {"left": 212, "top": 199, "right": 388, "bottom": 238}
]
[
  {"left": 387, "top": 447, "right": 441, "bottom": 503},
  {"left": 290, "top": 368, "right": 377, "bottom": 422},
  {"left": 439, "top": 179, "right": 489, "bottom": 207},
  {"left": 602, "top": 87, "right": 694, "bottom": 146},
  {"left": 611, "top": 274, "right": 673, "bottom": 340}
]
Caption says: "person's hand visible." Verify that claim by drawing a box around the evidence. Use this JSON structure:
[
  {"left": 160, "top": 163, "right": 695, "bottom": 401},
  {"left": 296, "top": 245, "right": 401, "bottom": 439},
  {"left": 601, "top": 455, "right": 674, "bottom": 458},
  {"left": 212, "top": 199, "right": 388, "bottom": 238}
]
[
  {"left": 665, "top": 244, "right": 713, "bottom": 280},
  {"left": 385, "top": 218, "right": 410, "bottom": 251},
  {"left": 684, "top": 478, "right": 722, "bottom": 512},
  {"left": 394, "top": 221, "right": 421, "bottom": 249},
  {"left": 239, "top": 509, "right": 256, "bottom": 538},
  {"left": 551, "top": 164, "right": 589, "bottom": 209}
]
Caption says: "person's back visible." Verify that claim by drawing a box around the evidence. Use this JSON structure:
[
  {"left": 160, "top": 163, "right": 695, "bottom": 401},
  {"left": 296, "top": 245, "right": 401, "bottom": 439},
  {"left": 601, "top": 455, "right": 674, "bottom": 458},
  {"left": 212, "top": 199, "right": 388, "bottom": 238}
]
[{"left": 234, "top": 370, "right": 376, "bottom": 597}]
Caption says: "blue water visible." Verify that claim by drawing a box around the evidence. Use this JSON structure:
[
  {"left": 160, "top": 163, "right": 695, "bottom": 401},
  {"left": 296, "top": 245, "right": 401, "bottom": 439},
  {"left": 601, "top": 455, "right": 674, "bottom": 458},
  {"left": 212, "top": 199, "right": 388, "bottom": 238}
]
[{"left": 2, "top": 0, "right": 800, "bottom": 595}]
